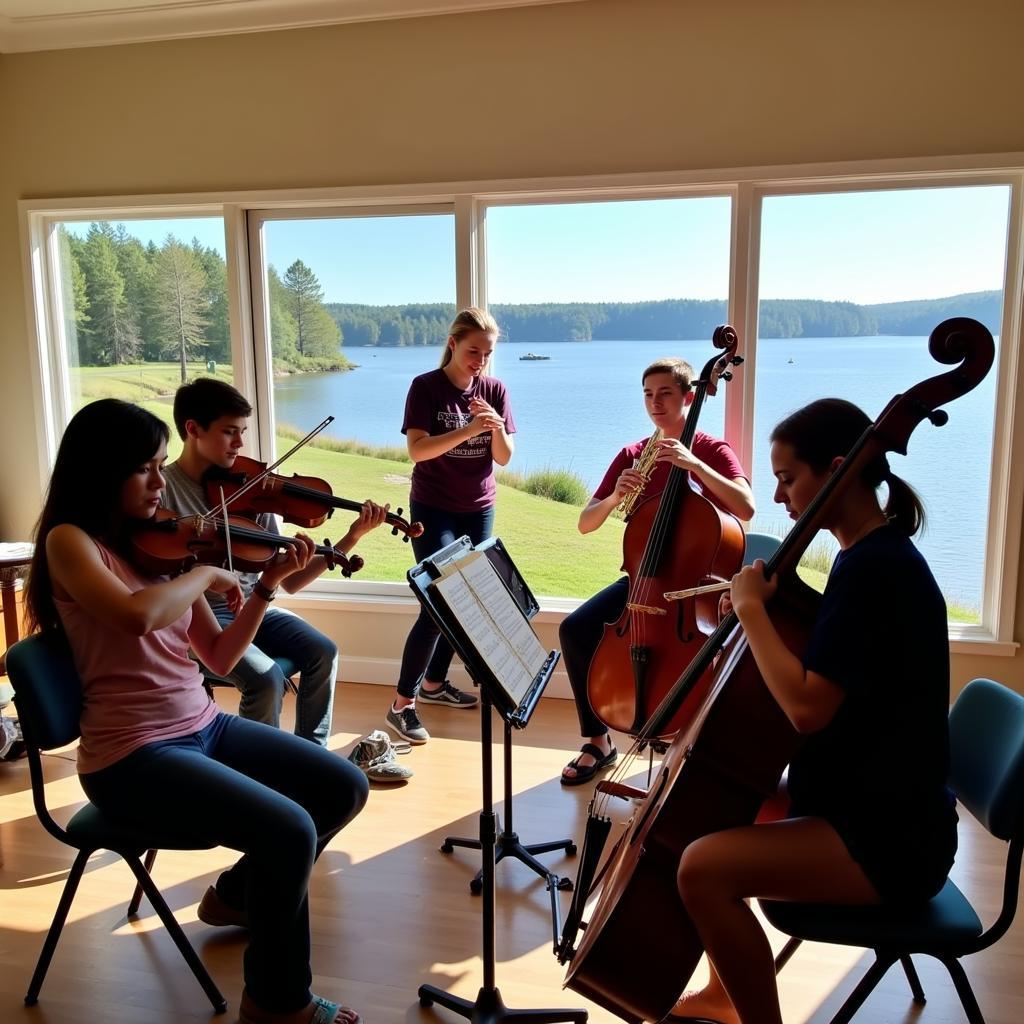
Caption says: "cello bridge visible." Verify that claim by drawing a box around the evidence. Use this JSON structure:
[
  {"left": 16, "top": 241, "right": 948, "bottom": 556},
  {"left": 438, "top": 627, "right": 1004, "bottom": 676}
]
[{"left": 626, "top": 602, "right": 666, "bottom": 616}]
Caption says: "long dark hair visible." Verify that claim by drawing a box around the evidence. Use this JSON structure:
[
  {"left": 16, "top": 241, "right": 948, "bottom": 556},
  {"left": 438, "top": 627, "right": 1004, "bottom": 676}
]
[
  {"left": 770, "top": 397, "right": 925, "bottom": 537},
  {"left": 26, "top": 400, "right": 170, "bottom": 635}
]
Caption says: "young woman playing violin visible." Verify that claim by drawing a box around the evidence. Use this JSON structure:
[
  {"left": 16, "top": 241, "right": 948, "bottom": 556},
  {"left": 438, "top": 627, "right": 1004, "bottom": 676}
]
[
  {"left": 161, "top": 378, "right": 388, "bottom": 747},
  {"left": 559, "top": 357, "right": 754, "bottom": 784},
  {"left": 670, "top": 398, "right": 957, "bottom": 1024},
  {"left": 385, "top": 307, "right": 515, "bottom": 746},
  {"left": 25, "top": 399, "right": 368, "bottom": 1024}
]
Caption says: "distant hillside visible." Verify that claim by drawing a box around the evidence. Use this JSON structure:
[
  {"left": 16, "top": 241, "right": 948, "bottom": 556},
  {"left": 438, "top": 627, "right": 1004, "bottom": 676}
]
[
  {"left": 862, "top": 291, "right": 1001, "bottom": 336},
  {"left": 325, "top": 291, "right": 1002, "bottom": 346}
]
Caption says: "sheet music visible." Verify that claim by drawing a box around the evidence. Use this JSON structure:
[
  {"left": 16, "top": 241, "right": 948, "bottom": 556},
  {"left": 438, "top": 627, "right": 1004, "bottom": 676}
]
[{"left": 433, "top": 551, "right": 548, "bottom": 707}]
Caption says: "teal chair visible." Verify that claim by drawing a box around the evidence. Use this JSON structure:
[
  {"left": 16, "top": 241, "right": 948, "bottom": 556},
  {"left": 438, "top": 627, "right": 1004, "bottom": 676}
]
[
  {"left": 761, "top": 678, "right": 1024, "bottom": 1024},
  {"left": 743, "top": 530, "right": 782, "bottom": 567},
  {"left": 6, "top": 633, "right": 227, "bottom": 1013}
]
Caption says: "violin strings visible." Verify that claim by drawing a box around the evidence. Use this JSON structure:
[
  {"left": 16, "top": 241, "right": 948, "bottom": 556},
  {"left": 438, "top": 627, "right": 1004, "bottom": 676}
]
[
  {"left": 194, "top": 415, "right": 335, "bottom": 520},
  {"left": 218, "top": 486, "right": 234, "bottom": 575}
]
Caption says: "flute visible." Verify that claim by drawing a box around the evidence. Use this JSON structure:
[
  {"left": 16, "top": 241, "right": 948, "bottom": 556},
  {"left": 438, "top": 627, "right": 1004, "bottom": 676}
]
[{"left": 663, "top": 580, "right": 731, "bottom": 601}]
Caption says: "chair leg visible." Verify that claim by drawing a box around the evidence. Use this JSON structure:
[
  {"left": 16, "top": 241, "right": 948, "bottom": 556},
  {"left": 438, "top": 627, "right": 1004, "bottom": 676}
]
[
  {"left": 123, "top": 853, "right": 228, "bottom": 1014},
  {"left": 774, "top": 937, "right": 803, "bottom": 973},
  {"left": 899, "top": 955, "right": 926, "bottom": 1004},
  {"left": 829, "top": 954, "right": 896, "bottom": 1024},
  {"left": 939, "top": 956, "right": 986, "bottom": 1024},
  {"left": 25, "top": 849, "right": 91, "bottom": 1005},
  {"left": 127, "top": 848, "right": 158, "bottom": 916}
]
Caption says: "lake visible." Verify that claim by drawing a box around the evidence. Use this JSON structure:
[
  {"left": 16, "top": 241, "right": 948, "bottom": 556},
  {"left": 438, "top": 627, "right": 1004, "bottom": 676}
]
[{"left": 273, "top": 337, "right": 998, "bottom": 611}]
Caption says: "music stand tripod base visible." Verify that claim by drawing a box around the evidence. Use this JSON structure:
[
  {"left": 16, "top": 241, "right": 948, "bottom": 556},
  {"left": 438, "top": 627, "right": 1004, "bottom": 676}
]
[
  {"left": 418, "top": 984, "right": 588, "bottom": 1024},
  {"left": 441, "top": 715, "right": 576, "bottom": 895}
]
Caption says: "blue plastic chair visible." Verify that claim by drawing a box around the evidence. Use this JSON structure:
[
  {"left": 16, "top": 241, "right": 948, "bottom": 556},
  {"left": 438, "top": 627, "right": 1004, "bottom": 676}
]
[
  {"left": 761, "top": 678, "right": 1024, "bottom": 1024},
  {"left": 6, "top": 633, "right": 227, "bottom": 1013},
  {"left": 743, "top": 530, "right": 783, "bottom": 567}
]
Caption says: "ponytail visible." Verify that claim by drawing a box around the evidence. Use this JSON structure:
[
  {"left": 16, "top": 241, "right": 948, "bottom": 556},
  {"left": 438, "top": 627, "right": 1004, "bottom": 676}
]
[{"left": 771, "top": 398, "right": 926, "bottom": 537}]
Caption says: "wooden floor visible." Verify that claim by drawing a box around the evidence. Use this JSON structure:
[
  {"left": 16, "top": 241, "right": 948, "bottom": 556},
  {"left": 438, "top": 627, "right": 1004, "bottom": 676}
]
[{"left": 0, "top": 683, "right": 1021, "bottom": 1024}]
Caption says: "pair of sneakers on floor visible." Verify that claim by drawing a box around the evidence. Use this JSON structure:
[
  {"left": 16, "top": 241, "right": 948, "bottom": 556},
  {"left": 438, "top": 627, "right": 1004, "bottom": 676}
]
[{"left": 385, "top": 678, "right": 478, "bottom": 744}]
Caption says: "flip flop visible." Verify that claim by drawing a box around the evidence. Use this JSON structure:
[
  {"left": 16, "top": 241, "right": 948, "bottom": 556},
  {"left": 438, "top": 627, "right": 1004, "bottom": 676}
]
[
  {"left": 311, "top": 995, "right": 362, "bottom": 1024},
  {"left": 560, "top": 742, "right": 618, "bottom": 786},
  {"left": 238, "top": 993, "right": 362, "bottom": 1024}
]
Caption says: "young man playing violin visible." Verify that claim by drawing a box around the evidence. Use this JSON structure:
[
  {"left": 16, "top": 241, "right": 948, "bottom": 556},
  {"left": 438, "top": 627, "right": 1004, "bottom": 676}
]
[
  {"left": 559, "top": 357, "right": 755, "bottom": 784},
  {"left": 161, "top": 378, "right": 387, "bottom": 747}
]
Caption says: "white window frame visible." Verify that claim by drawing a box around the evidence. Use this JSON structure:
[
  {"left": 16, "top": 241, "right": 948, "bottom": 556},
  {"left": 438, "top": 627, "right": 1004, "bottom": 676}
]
[{"left": 19, "top": 153, "right": 1024, "bottom": 655}]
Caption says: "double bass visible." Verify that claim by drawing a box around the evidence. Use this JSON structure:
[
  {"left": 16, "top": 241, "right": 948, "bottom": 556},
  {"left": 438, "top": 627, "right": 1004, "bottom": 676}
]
[
  {"left": 586, "top": 326, "right": 745, "bottom": 738},
  {"left": 561, "top": 318, "right": 995, "bottom": 1023}
]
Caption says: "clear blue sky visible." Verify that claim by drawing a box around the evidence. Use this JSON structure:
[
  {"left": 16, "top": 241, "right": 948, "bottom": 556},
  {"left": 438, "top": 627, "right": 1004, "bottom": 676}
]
[{"left": 64, "top": 183, "right": 1010, "bottom": 306}]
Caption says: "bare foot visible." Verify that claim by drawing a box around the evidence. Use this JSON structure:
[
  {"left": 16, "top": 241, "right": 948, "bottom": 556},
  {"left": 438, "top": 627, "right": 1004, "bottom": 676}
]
[
  {"left": 240, "top": 989, "right": 361, "bottom": 1024},
  {"left": 669, "top": 986, "right": 740, "bottom": 1023}
]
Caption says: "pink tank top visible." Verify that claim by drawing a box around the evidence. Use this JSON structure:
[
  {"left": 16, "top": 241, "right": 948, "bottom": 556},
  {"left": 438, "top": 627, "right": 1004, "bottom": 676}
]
[{"left": 55, "top": 541, "right": 218, "bottom": 774}]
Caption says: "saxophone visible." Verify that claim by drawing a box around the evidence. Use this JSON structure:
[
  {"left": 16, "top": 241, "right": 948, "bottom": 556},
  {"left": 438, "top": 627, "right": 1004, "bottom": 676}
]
[{"left": 616, "top": 429, "right": 663, "bottom": 517}]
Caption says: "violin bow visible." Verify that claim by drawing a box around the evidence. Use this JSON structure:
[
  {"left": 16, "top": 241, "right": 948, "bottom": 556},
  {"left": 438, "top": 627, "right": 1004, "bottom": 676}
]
[{"left": 193, "top": 415, "right": 335, "bottom": 524}]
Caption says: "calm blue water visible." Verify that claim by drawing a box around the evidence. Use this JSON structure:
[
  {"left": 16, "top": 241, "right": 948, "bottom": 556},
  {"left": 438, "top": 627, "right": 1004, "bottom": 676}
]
[{"left": 274, "top": 337, "right": 997, "bottom": 610}]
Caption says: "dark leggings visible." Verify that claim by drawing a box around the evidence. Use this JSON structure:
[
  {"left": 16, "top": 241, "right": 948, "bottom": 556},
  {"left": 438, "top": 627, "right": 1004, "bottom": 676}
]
[
  {"left": 80, "top": 713, "right": 369, "bottom": 1013},
  {"left": 396, "top": 499, "right": 495, "bottom": 699},
  {"left": 557, "top": 576, "right": 628, "bottom": 738}
]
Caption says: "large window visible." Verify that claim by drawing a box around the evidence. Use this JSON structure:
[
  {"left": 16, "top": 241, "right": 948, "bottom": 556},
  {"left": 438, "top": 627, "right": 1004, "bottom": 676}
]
[
  {"left": 250, "top": 210, "right": 456, "bottom": 585},
  {"left": 52, "top": 216, "right": 227, "bottom": 455},
  {"left": 752, "top": 186, "right": 1010, "bottom": 624},
  {"left": 483, "top": 196, "right": 733, "bottom": 599},
  {"left": 23, "top": 163, "right": 1022, "bottom": 648}
]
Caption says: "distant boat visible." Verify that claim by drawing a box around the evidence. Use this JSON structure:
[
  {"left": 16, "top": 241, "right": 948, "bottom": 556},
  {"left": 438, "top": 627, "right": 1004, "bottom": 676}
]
[
  {"left": 787, "top": 358, "right": 795, "bottom": 364},
  {"left": 519, "top": 352, "right": 551, "bottom": 361}
]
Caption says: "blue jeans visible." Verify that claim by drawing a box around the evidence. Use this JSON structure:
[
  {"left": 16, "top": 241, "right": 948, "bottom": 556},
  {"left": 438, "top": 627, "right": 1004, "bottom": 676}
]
[
  {"left": 211, "top": 605, "right": 338, "bottom": 746},
  {"left": 80, "top": 713, "right": 368, "bottom": 1014},
  {"left": 558, "top": 576, "right": 628, "bottom": 738},
  {"left": 396, "top": 500, "right": 495, "bottom": 699}
]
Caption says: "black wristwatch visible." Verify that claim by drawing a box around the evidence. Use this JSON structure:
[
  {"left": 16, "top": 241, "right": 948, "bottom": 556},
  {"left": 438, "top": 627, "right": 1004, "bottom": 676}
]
[{"left": 253, "top": 581, "right": 278, "bottom": 602}]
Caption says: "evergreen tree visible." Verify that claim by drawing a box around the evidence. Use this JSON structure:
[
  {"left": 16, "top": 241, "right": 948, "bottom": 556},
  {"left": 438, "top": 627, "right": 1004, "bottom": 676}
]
[
  {"left": 192, "top": 239, "right": 230, "bottom": 363},
  {"left": 57, "top": 228, "right": 90, "bottom": 361},
  {"left": 267, "top": 264, "right": 299, "bottom": 361},
  {"left": 79, "top": 223, "right": 138, "bottom": 365},
  {"left": 283, "top": 260, "right": 326, "bottom": 356},
  {"left": 153, "top": 238, "right": 209, "bottom": 381}
]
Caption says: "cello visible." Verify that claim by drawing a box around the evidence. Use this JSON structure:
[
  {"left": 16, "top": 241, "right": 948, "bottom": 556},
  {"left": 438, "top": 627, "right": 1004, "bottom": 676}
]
[
  {"left": 561, "top": 318, "right": 995, "bottom": 1023},
  {"left": 586, "top": 326, "right": 745, "bottom": 738}
]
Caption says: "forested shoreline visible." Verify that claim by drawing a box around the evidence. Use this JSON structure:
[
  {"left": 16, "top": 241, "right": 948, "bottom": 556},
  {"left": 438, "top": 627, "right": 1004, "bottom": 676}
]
[
  {"left": 328, "top": 292, "right": 1002, "bottom": 346},
  {"left": 61, "top": 223, "right": 1000, "bottom": 370}
]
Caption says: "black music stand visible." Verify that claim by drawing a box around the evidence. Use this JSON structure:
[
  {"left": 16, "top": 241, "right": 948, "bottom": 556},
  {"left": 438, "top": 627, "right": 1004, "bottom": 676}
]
[
  {"left": 409, "top": 537, "right": 587, "bottom": 1024},
  {"left": 438, "top": 538, "right": 575, "bottom": 898}
]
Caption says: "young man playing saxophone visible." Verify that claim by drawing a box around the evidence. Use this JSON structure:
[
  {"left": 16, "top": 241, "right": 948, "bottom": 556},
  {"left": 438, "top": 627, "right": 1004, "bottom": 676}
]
[{"left": 559, "top": 357, "right": 755, "bottom": 785}]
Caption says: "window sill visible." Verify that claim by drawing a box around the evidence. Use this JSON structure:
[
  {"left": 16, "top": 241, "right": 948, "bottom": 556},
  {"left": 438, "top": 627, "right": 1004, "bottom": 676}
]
[{"left": 280, "top": 584, "right": 1019, "bottom": 655}]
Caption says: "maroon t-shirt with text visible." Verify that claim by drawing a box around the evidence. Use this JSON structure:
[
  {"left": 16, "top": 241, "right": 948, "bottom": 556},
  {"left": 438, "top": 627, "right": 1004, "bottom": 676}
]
[
  {"left": 593, "top": 430, "right": 747, "bottom": 515},
  {"left": 402, "top": 368, "right": 516, "bottom": 513}
]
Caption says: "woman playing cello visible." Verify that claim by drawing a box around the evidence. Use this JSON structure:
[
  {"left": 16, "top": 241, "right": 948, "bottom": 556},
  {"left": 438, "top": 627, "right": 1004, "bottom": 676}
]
[
  {"left": 671, "top": 397, "right": 957, "bottom": 1024},
  {"left": 560, "top": 356, "right": 754, "bottom": 784}
]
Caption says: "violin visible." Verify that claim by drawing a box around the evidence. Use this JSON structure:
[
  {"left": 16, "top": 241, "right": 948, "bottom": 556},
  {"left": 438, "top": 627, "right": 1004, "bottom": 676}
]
[
  {"left": 586, "top": 325, "right": 745, "bottom": 738},
  {"left": 131, "top": 507, "right": 363, "bottom": 579},
  {"left": 561, "top": 318, "right": 996, "bottom": 1023},
  {"left": 204, "top": 455, "right": 424, "bottom": 542}
]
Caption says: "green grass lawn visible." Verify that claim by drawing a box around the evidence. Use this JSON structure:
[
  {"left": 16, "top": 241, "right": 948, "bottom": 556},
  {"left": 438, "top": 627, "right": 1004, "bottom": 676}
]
[{"left": 83, "top": 363, "right": 981, "bottom": 620}]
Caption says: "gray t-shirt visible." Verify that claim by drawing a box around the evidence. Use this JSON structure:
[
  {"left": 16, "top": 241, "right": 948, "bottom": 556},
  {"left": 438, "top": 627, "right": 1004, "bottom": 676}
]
[{"left": 160, "top": 460, "right": 279, "bottom": 609}]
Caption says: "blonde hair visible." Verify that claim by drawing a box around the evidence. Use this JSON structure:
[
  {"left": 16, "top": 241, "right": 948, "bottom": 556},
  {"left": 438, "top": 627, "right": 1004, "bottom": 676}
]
[
  {"left": 439, "top": 307, "right": 500, "bottom": 369},
  {"left": 642, "top": 356, "right": 694, "bottom": 392}
]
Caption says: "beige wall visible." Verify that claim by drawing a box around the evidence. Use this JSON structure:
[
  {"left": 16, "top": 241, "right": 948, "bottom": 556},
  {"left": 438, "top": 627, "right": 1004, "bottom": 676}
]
[{"left": 1, "top": 0, "right": 1022, "bottom": 691}]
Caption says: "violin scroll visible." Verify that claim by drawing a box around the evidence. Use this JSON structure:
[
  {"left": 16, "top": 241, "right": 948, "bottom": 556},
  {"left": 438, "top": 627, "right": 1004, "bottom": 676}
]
[{"left": 320, "top": 541, "right": 364, "bottom": 578}]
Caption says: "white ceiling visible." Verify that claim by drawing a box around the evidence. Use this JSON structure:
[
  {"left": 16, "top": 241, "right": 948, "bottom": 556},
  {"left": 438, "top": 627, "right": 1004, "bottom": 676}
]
[{"left": 0, "top": 0, "right": 589, "bottom": 53}]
